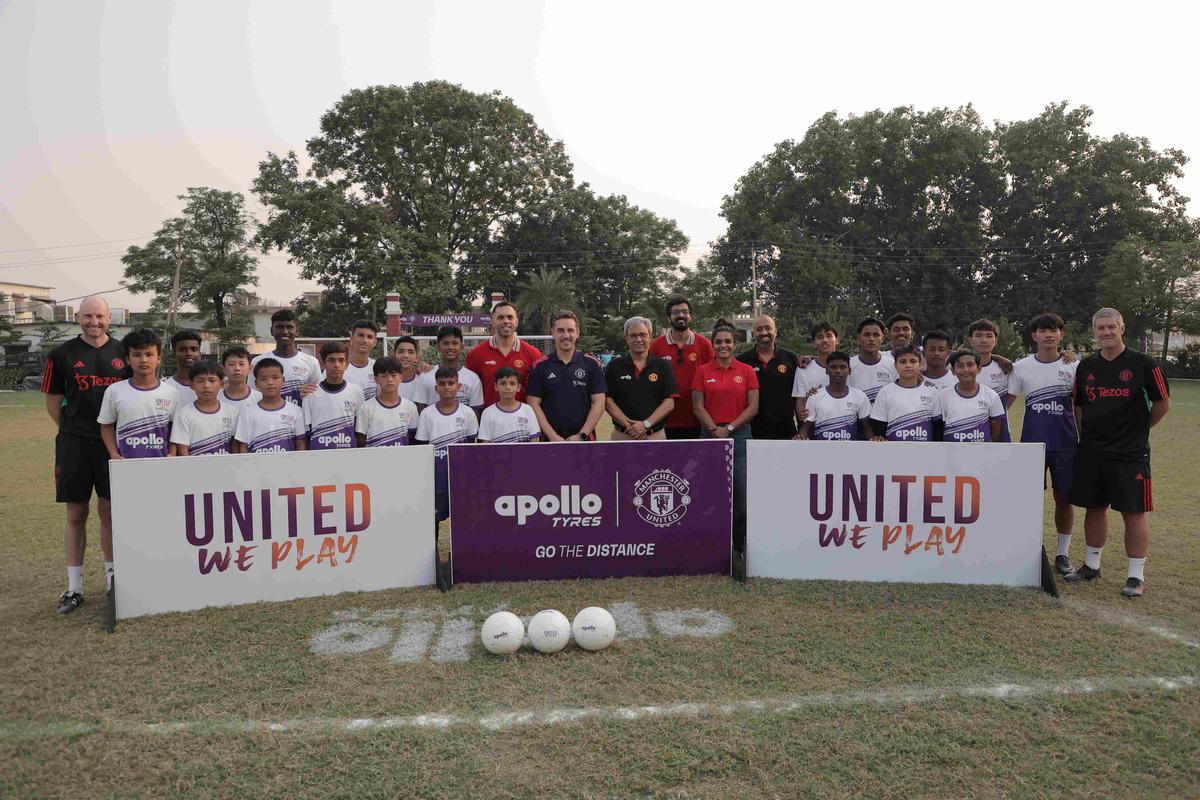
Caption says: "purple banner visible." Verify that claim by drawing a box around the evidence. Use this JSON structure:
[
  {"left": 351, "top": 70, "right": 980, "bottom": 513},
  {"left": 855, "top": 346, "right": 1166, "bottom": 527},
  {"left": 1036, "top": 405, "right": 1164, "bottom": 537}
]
[
  {"left": 448, "top": 440, "right": 732, "bottom": 582},
  {"left": 400, "top": 312, "right": 492, "bottom": 328}
]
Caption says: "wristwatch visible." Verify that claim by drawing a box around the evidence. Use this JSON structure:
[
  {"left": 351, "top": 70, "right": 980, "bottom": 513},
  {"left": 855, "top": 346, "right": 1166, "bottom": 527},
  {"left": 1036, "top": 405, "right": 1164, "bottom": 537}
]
[
  {"left": 725, "top": 423, "right": 736, "bottom": 433},
  {"left": 643, "top": 419, "right": 653, "bottom": 429}
]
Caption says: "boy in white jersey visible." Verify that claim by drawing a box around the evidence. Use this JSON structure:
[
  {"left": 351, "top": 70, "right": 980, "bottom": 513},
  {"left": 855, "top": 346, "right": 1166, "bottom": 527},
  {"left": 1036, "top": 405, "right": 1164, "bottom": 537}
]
[
  {"left": 791, "top": 321, "right": 838, "bottom": 419},
  {"left": 392, "top": 335, "right": 426, "bottom": 406},
  {"left": 966, "top": 319, "right": 1015, "bottom": 442},
  {"left": 356, "top": 356, "right": 420, "bottom": 447},
  {"left": 99, "top": 328, "right": 179, "bottom": 461},
  {"left": 170, "top": 361, "right": 239, "bottom": 456},
  {"left": 232, "top": 359, "right": 308, "bottom": 453},
  {"left": 219, "top": 346, "right": 261, "bottom": 409},
  {"left": 1008, "top": 312, "right": 1080, "bottom": 574},
  {"left": 165, "top": 329, "right": 202, "bottom": 407},
  {"left": 415, "top": 367, "right": 479, "bottom": 525},
  {"left": 415, "top": 326, "right": 484, "bottom": 414},
  {"left": 304, "top": 341, "right": 364, "bottom": 450},
  {"left": 478, "top": 367, "right": 541, "bottom": 443},
  {"left": 337, "top": 319, "right": 379, "bottom": 401},
  {"left": 250, "top": 309, "right": 320, "bottom": 407},
  {"left": 848, "top": 317, "right": 897, "bottom": 402},
  {"left": 869, "top": 345, "right": 942, "bottom": 442},
  {"left": 921, "top": 330, "right": 957, "bottom": 390},
  {"left": 939, "top": 350, "right": 1005, "bottom": 443},
  {"left": 796, "top": 351, "right": 871, "bottom": 441}
]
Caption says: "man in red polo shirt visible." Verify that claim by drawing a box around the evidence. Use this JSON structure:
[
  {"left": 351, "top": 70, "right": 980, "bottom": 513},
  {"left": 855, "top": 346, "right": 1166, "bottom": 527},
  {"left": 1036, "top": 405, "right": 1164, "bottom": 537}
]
[
  {"left": 648, "top": 295, "right": 715, "bottom": 439},
  {"left": 465, "top": 301, "right": 544, "bottom": 409}
]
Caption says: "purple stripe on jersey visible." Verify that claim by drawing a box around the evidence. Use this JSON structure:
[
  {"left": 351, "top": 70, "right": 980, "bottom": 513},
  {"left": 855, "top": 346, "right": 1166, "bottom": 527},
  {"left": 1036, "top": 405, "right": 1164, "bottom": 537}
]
[
  {"left": 944, "top": 414, "right": 991, "bottom": 443},
  {"left": 813, "top": 414, "right": 861, "bottom": 441},
  {"left": 1022, "top": 386, "right": 1076, "bottom": 450},
  {"left": 189, "top": 430, "right": 233, "bottom": 455},
  {"left": 116, "top": 417, "right": 171, "bottom": 457},
  {"left": 249, "top": 430, "right": 296, "bottom": 453},
  {"left": 366, "top": 427, "right": 411, "bottom": 447},
  {"left": 885, "top": 410, "right": 935, "bottom": 442},
  {"left": 309, "top": 417, "right": 356, "bottom": 449}
]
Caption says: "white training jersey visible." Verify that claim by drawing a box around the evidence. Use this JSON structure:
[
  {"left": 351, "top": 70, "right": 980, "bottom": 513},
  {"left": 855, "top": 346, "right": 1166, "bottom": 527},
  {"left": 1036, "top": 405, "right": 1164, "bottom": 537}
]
[
  {"left": 1008, "top": 354, "right": 1079, "bottom": 451},
  {"left": 791, "top": 359, "right": 830, "bottom": 397},
  {"left": 170, "top": 401, "right": 240, "bottom": 455},
  {"left": 477, "top": 402, "right": 541, "bottom": 443},
  {"left": 939, "top": 385, "right": 1005, "bottom": 443},
  {"left": 416, "top": 402, "right": 479, "bottom": 494},
  {"left": 848, "top": 354, "right": 897, "bottom": 402},
  {"left": 415, "top": 366, "right": 484, "bottom": 408},
  {"left": 977, "top": 358, "right": 1012, "bottom": 441},
  {"left": 165, "top": 376, "right": 197, "bottom": 408},
  {"left": 303, "top": 382, "right": 364, "bottom": 450},
  {"left": 355, "top": 396, "right": 420, "bottom": 447},
  {"left": 804, "top": 387, "right": 871, "bottom": 441},
  {"left": 251, "top": 350, "right": 321, "bottom": 407},
  {"left": 97, "top": 379, "right": 179, "bottom": 458},
  {"left": 398, "top": 374, "right": 424, "bottom": 404},
  {"left": 233, "top": 402, "right": 306, "bottom": 453},
  {"left": 219, "top": 386, "right": 262, "bottom": 410},
  {"left": 869, "top": 381, "right": 942, "bottom": 442},
  {"left": 922, "top": 371, "right": 957, "bottom": 392},
  {"left": 338, "top": 359, "right": 378, "bottom": 402}
]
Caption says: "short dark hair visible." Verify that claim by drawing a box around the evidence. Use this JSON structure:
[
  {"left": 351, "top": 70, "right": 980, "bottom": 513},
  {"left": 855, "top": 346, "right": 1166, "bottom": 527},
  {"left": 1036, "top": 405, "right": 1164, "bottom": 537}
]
[
  {"left": 434, "top": 366, "right": 459, "bottom": 382},
  {"left": 492, "top": 300, "right": 517, "bottom": 315},
  {"left": 372, "top": 355, "right": 404, "bottom": 376},
  {"left": 221, "top": 346, "right": 251, "bottom": 364},
  {"left": 967, "top": 318, "right": 999, "bottom": 336},
  {"left": 253, "top": 357, "right": 283, "bottom": 377},
  {"left": 271, "top": 309, "right": 297, "bottom": 324},
  {"left": 188, "top": 360, "right": 224, "bottom": 381},
  {"left": 711, "top": 317, "right": 738, "bottom": 339},
  {"left": 393, "top": 335, "right": 419, "bottom": 351},
  {"left": 350, "top": 319, "right": 379, "bottom": 334},
  {"left": 319, "top": 341, "right": 349, "bottom": 361},
  {"left": 665, "top": 296, "right": 692, "bottom": 316},
  {"left": 551, "top": 310, "right": 579, "bottom": 329},
  {"left": 922, "top": 330, "right": 952, "bottom": 347},
  {"left": 886, "top": 313, "right": 916, "bottom": 330},
  {"left": 122, "top": 328, "right": 162, "bottom": 356},
  {"left": 892, "top": 344, "right": 922, "bottom": 362},
  {"left": 171, "top": 329, "right": 202, "bottom": 350},
  {"left": 435, "top": 325, "right": 464, "bottom": 343},
  {"left": 826, "top": 350, "right": 851, "bottom": 367},
  {"left": 1029, "top": 312, "right": 1065, "bottom": 332},
  {"left": 950, "top": 349, "right": 982, "bottom": 368},
  {"left": 810, "top": 321, "right": 837, "bottom": 339},
  {"left": 857, "top": 317, "right": 886, "bottom": 335},
  {"left": 494, "top": 366, "right": 520, "bottom": 383}
]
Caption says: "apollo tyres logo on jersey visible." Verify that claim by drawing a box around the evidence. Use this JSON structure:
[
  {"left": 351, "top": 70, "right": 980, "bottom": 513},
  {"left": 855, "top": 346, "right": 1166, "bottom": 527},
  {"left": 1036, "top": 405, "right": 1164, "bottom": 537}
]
[{"left": 633, "top": 469, "right": 691, "bottom": 527}]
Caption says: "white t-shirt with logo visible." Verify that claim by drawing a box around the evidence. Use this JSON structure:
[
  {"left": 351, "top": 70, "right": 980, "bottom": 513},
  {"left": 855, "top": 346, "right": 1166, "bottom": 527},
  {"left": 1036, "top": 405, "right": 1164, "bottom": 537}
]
[
  {"left": 338, "top": 359, "right": 378, "bottom": 402},
  {"left": 477, "top": 402, "right": 541, "bottom": 443},
  {"left": 415, "top": 366, "right": 484, "bottom": 408},
  {"left": 251, "top": 351, "right": 321, "bottom": 407},
  {"left": 939, "top": 384, "right": 1006, "bottom": 443},
  {"left": 416, "top": 402, "right": 479, "bottom": 494},
  {"left": 165, "top": 375, "right": 197, "bottom": 408},
  {"left": 219, "top": 386, "right": 262, "bottom": 410},
  {"left": 171, "top": 401, "right": 240, "bottom": 455},
  {"left": 977, "top": 358, "right": 1012, "bottom": 441},
  {"left": 848, "top": 353, "right": 897, "bottom": 402},
  {"left": 791, "top": 359, "right": 831, "bottom": 397},
  {"left": 97, "top": 379, "right": 180, "bottom": 458},
  {"left": 233, "top": 402, "right": 306, "bottom": 453},
  {"left": 355, "top": 396, "right": 420, "bottom": 447},
  {"left": 805, "top": 387, "right": 872, "bottom": 441},
  {"left": 303, "top": 383, "right": 365, "bottom": 450},
  {"left": 398, "top": 374, "right": 424, "bottom": 404},
  {"left": 869, "top": 381, "right": 942, "bottom": 442},
  {"left": 1008, "top": 355, "right": 1078, "bottom": 451},
  {"left": 922, "top": 371, "right": 957, "bottom": 392}
]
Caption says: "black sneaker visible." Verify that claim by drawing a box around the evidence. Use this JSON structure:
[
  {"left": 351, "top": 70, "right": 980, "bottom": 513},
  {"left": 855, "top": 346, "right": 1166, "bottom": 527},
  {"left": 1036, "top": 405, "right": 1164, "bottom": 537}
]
[
  {"left": 1063, "top": 564, "right": 1100, "bottom": 583},
  {"left": 1120, "top": 577, "right": 1145, "bottom": 598},
  {"left": 1055, "top": 555, "right": 1073, "bottom": 575},
  {"left": 56, "top": 591, "right": 84, "bottom": 615}
]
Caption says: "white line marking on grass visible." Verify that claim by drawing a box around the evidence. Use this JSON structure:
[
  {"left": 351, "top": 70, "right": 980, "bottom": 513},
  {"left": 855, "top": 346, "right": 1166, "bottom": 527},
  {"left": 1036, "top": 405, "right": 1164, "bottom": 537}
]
[
  {"left": 2, "top": 674, "right": 1195, "bottom": 741},
  {"left": 1062, "top": 597, "right": 1200, "bottom": 649}
]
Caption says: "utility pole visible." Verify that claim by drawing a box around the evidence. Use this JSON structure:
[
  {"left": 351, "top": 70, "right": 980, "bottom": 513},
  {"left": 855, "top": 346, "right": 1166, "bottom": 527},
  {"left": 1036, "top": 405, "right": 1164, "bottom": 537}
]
[
  {"left": 750, "top": 246, "right": 760, "bottom": 318},
  {"left": 168, "top": 240, "right": 183, "bottom": 331}
]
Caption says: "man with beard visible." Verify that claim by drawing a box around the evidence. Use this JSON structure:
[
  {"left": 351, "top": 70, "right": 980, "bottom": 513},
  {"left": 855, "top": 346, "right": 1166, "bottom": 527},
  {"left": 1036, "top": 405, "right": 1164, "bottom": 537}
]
[
  {"left": 648, "top": 296, "right": 714, "bottom": 439},
  {"left": 466, "top": 300, "right": 543, "bottom": 409},
  {"left": 736, "top": 315, "right": 799, "bottom": 440}
]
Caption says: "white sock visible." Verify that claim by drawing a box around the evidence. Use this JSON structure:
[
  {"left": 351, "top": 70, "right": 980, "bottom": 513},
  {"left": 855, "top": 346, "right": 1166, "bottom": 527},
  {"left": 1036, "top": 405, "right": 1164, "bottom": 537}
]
[
  {"left": 1056, "top": 534, "right": 1072, "bottom": 558},
  {"left": 105, "top": 561, "right": 115, "bottom": 589},
  {"left": 1127, "top": 557, "right": 1146, "bottom": 582},
  {"left": 1084, "top": 546, "right": 1103, "bottom": 570},
  {"left": 67, "top": 565, "right": 84, "bottom": 594}
]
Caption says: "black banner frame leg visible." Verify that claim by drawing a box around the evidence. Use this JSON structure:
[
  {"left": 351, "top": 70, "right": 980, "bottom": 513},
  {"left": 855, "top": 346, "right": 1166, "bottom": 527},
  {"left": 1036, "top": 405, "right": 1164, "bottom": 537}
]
[
  {"left": 1040, "top": 546, "right": 1060, "bottom": 598},
  {"left": 105, "top": 576, "right": 116, "bottom": 633}
]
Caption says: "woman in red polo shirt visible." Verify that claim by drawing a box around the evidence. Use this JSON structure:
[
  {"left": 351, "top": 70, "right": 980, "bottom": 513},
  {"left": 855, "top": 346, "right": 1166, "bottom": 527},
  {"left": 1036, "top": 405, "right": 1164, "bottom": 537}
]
[{"left": 692, "top": 319, "right": 759, "bottom": 555}]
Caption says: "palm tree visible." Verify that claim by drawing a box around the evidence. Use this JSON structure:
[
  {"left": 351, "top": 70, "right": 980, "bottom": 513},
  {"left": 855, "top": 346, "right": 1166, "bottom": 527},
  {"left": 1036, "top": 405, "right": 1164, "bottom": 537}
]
[{"left": 515, "top": 266, "right": 577, "bottom": 333}]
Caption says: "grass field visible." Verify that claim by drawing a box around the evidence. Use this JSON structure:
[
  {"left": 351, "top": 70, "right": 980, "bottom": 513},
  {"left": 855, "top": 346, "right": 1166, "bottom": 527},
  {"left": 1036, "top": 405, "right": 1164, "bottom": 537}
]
[{"left": 2, "top": 386, "right": 1198, "bottom": 798}]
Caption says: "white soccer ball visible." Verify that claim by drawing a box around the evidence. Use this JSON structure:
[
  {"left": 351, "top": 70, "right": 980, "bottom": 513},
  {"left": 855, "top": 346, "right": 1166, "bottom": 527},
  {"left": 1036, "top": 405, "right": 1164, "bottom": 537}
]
[
  {"left": 527, "top": 609, "right": 571, "bottom": 653},
  {"left": 571, "top": 606, "right": 616, "bottom": 651},
  {"left": 481, "top": 611, "right": 525, "bottom": 655}
]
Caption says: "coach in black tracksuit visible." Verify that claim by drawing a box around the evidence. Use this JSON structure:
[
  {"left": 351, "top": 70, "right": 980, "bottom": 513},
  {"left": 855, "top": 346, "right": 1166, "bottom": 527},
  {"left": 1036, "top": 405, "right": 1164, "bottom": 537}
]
[{"left": 736, "top": 315, "right": 800, "bottom": 440}]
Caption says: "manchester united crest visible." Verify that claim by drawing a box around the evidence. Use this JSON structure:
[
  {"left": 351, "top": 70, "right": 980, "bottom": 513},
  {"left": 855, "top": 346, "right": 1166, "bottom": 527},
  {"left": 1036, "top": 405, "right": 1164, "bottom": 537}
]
[
  {"left": 514, "top": 359, "right": 525, "bottom": 368},
  {"left": 648, "top": 372, "right": 659, "bottom": 382},
  {"left": 777, "top": 364, "right": 787, "bottom": 373},
  {"left": 632, "top": 469, "right": 692, "bottom": 527}
]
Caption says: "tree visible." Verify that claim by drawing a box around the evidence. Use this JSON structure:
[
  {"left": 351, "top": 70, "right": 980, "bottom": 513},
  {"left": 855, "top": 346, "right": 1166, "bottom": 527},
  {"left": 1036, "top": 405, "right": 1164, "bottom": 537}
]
[
  {"left": 121, "top": 188, "right": 258, "bottom": 331},
  {"left": 294, "top": 287, "right": 369, "bottom": 339},
  {"left": 253, "top": 81, "right": 573, "bottom": 316},
  {"left": 1099, "top": 237, "right": 1200, "bottom": 357},
  {"left": 514, "top": 267, "right": 579, "bottom": 334}
]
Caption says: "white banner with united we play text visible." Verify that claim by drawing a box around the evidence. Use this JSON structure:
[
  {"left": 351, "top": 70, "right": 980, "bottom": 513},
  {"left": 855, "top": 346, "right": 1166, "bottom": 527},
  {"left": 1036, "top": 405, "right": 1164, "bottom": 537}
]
[
  {"left": 747, "top": 441, "right": 1045, "bottom": 586},
  {"left": 110, "top": 447, "right": 436, "bottom": 619}
]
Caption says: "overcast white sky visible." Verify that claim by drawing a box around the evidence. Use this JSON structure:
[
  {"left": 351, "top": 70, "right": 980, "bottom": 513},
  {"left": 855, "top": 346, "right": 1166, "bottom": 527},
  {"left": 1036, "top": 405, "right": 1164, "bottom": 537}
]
[{"left": 2, "top": 0, "right": 1197, "bottom": 313}]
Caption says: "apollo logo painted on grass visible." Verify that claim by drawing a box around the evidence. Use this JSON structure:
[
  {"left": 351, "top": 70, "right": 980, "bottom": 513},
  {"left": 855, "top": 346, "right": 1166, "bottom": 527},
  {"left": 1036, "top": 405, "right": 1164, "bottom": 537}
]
[{"left": 310, "top": 602, "right": 734, "bottom": 663}]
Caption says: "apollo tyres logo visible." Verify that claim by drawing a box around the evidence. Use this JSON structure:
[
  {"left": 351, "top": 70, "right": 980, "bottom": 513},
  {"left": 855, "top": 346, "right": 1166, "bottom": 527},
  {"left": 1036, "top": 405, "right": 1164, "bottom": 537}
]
[{"left": 633, "top": 469, "right": 692, "bottom": 527}]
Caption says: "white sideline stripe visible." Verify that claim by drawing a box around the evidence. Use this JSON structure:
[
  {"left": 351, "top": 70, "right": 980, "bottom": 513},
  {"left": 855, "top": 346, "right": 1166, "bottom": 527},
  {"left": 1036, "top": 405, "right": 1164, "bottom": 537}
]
[
  {"left": 1063, "top": 598, "right": 1200, "bottom": 649},
  {"left": 2, "top": 674, "right": 1195, "bottom": 740}
]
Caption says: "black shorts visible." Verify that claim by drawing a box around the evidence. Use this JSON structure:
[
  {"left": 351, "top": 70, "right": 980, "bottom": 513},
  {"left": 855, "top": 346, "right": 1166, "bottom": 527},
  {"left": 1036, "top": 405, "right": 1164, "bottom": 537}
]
[
  {"left": 55, "top": 432, "right": 111, "bottom": 503},
  {"left": 1068, "top": 453, "right": 1152, "bottom": 513},
  {"left": 751, "top": 418, "right": 798, "bottom": 441}
]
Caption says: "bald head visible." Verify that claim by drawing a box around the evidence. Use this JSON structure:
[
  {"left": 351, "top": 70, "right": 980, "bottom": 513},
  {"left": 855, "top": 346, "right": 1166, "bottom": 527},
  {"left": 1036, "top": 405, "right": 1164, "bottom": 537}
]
[
  {"left": 752, "top": 315, "right": 777, "bottom": 349},
  {"left": 77, "top": 295, "right": 112, "bottom": 344}
]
